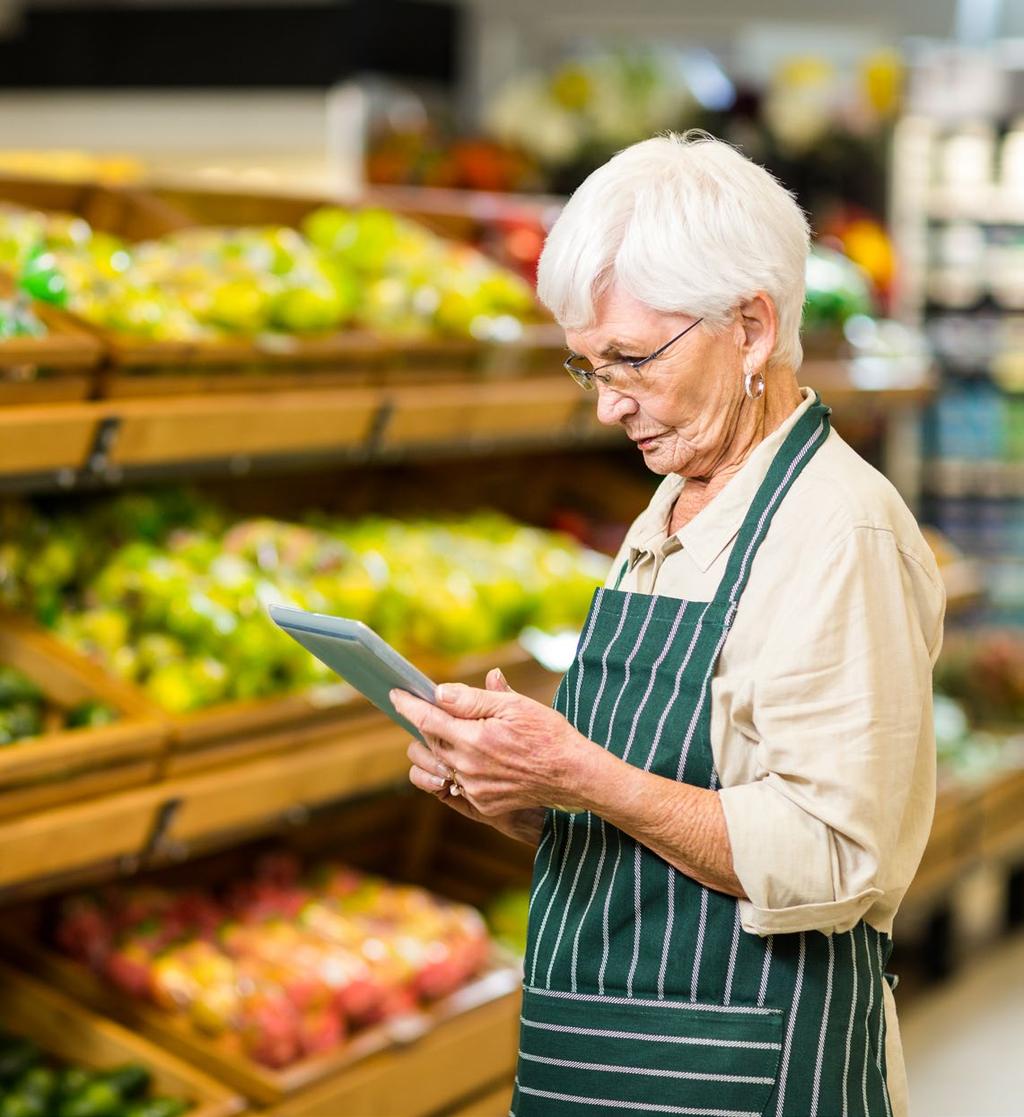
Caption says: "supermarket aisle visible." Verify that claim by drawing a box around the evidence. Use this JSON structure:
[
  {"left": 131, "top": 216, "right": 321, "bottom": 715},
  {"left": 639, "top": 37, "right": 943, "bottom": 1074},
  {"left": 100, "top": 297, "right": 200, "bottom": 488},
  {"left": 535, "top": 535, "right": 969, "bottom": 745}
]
[{"left": 901, "top": 931, "right": 1024, "bottom": 1116}]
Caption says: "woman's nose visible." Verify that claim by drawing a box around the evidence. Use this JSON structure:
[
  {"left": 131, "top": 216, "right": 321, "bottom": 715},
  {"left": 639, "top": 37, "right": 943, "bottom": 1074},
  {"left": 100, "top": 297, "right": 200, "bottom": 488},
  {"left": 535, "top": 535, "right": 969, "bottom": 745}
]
[{"left": 595, "top": 386, "right": 637, "bottom": 426}]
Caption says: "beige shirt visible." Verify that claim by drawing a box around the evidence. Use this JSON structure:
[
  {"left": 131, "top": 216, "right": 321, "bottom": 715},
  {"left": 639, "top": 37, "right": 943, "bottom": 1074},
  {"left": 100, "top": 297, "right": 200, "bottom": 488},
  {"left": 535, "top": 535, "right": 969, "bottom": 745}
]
[{"left": 607, "top": 387, "right": 944, "bottom": 1117}]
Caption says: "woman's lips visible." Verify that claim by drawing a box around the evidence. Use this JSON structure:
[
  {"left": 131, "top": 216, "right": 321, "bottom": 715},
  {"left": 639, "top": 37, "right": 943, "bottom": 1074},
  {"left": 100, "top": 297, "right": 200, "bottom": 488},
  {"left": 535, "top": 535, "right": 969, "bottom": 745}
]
[{"left": 634, "top": 434, "right": 662, "bottom": 450}]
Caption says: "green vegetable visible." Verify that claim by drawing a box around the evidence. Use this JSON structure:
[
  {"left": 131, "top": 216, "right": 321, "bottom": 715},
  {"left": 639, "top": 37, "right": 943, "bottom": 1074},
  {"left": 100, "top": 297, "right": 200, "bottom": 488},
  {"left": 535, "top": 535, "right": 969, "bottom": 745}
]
[
  {"left": 98, "top": 1062, "right": 151, "bottom": 1098},
  {"left": 0, "top": 667, "right": 42, "bottom": 706},
  {"left": 57, "top": 1080, "right": 121, "bottom": 1117},
  {"left": 16, "top": 1065, "right": 57, "bottom": 1101},
  {"left": 0, "top": 703, "right": 44, "bottom": 745},
  {"left": 0, "top": 1038, "right": 41, "bottom": 1084},
  {"left": 65, "top": 702, "right": 118, "bottom": 730},
  {"left": 55, "top": 1067, "right": 93, "bottom": 1098},
  {"left": 0, "top": 1094, "right": 47, "bottom": 1117},
  {"left": 122, "top": 1100, "right": 189, "bottom": 1117},
  {"left": 19, "top": 248, "right": 68, "bottom": 306}
]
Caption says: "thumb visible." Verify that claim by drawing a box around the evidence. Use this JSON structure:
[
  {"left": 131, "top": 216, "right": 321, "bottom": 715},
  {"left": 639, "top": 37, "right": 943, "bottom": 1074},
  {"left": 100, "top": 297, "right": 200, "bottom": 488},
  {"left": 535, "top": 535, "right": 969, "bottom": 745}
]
[
  {"left": 486, "top": 667, "right": 513, "bottom": 692},
  {"left": 435, "top": 680, "right": 512, "bottom": 718}
]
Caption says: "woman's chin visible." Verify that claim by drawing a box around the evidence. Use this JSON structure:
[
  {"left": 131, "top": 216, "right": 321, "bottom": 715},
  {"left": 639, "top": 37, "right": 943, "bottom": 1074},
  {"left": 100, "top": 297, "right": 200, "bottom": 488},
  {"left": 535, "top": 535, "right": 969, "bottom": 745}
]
[{"left": 639, "top": 440, "right": 686, "bottom": 476}]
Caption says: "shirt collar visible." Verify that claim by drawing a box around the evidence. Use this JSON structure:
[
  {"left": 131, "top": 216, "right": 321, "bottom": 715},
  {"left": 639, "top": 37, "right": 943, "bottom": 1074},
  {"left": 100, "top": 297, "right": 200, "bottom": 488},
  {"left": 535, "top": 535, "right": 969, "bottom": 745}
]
[{"left": 625, "top": 387, "right": 817, "bottom": 574}]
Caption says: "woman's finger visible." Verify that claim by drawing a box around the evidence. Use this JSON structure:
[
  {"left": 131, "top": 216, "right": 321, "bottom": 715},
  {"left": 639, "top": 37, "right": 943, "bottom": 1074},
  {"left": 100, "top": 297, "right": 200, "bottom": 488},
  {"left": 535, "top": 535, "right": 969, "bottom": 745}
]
[
  {"left": 391, "top": 689, "right": 469, "bottom": 745},
  {"left": 409, "top": 763, "right": 449, "bottom": 794},
  {"left": 406, "top": 738, "right": 451, "bottom": 777}
]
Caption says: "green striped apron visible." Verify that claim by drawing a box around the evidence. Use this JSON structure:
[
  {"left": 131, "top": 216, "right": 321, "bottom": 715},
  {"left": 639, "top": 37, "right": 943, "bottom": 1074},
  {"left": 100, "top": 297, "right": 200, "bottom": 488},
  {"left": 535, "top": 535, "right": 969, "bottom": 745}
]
[{"left": 513, "top": 397, "right": 896, "bottom": 1117}]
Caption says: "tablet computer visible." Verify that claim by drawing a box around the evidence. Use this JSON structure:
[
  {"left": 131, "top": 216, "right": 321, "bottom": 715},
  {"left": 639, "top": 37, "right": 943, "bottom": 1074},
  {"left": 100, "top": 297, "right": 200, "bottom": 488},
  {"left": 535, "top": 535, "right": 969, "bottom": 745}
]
[{"left": 268, "top": 604, "right": 437, "bottom": 742}]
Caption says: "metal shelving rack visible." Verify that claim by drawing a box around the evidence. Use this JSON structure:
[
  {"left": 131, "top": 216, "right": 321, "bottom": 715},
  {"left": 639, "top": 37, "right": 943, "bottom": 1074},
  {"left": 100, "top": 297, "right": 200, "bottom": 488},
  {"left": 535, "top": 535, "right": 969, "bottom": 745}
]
[{"left": 892, "top": 48, "right": 1024, "bottom": 624}]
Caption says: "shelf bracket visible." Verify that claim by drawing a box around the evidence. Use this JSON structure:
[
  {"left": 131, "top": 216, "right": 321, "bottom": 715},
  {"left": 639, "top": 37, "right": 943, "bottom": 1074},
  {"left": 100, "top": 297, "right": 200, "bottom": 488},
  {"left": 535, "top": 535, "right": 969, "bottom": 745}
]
[
  {"left": 119, "top": 796, "right": 182, "bottom": 875},
  {"left": 84, "top": 416, "right": 122, "bottom": 482},
  {"left": 360, "top": 398, "right": 394, "bottom": 461}
]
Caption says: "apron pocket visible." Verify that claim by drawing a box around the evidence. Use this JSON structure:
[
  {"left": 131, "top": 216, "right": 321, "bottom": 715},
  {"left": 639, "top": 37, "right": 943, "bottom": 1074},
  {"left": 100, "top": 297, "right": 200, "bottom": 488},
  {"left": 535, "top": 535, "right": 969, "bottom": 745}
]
[{"left": 517, "top": 986, "right": 784, "bottom": 1117}]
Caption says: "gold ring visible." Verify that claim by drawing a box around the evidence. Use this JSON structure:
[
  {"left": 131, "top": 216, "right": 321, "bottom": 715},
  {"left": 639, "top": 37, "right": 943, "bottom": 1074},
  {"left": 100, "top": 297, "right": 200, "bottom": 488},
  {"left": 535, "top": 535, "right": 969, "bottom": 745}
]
[{"left": 448, "top": 770, "right": 464, "bottom": 798}]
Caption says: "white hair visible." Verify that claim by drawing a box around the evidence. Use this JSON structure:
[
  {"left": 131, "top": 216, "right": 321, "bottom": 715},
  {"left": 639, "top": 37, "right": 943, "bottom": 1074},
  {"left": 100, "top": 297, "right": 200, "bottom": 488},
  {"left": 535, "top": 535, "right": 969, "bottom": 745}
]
[{"left": 536, "top": 131, "right": 810, "bottom": 370}]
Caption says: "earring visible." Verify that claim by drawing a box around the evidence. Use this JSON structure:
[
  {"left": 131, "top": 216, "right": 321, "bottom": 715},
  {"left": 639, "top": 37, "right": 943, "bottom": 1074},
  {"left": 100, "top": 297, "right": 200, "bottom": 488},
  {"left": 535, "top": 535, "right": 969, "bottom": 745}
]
[{"left": 744, "top": 368, "right": 765, "bottom": 400}]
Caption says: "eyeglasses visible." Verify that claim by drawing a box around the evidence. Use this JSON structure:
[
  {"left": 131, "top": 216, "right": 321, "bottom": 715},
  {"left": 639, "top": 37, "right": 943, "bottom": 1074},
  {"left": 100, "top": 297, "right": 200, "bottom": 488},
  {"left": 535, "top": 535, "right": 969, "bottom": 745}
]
[{"left": 563, "top": 317, "right": 705, "bottom": 391}]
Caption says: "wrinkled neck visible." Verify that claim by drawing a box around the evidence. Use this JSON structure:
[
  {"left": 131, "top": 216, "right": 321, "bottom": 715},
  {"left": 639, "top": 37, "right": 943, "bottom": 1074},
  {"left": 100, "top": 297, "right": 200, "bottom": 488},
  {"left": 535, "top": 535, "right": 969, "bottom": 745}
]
[{"left": 669, "top": 368, "right": 802, "bottom": 531}]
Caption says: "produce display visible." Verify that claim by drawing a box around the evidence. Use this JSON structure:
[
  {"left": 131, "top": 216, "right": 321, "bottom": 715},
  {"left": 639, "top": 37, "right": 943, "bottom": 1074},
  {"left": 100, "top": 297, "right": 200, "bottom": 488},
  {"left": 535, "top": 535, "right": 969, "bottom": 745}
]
[
  {"left": 803, "top": 245, "right": 875, "bottom": 333},
  {"left": 933, "top": 628, "right": 1024, "bottom": 781},
  {"left": 0, "top": 203, "right": 537, "bottom": 342},
  {"left": 0, "top": 296, "right": 46, "bottom": 341},
  {"left": 0, "top": 666, "right": 116, "bottom": 747},
  {"left": 52, "top": 853, "right": 491, "bottom": 1070},
  {"left": 934, "top": 627, "right": 1024, "bottom": 726},
  {"left": 0, "top": 1036, "right": 189, "bottom": 1117},
  {"left": 0, "top": 491, "right": 607, "bottom": 714}
]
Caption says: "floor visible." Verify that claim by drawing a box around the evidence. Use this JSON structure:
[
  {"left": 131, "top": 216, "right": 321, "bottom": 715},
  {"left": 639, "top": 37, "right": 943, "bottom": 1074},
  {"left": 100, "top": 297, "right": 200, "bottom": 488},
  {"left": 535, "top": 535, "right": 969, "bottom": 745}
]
[{"left": 900, "top": 931, "right": 1024, "bottom": 1116}]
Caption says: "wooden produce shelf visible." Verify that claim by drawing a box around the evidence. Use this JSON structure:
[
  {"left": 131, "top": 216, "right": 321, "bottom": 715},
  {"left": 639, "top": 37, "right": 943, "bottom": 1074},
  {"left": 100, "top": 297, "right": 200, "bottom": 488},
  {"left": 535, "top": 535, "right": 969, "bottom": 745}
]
[
  {"left": 0, "top": 610, "right": 168, "bottom": 818},
  {"left": 95, "top": 324, "right": 566, "bottom": 396},
  {"left": 381, "top": 378, "right": 582, "bottom": 451},
  {"left": 18, "top": 179, "right": 560, "bottom": 391},
  {"left": 0, "top": 174, "right": 190, "bottom": 240},
  {"left": 109, "top": 386, "right": 382, "bottom": 466},
  {"left": 165, "top": 713, "right": 413, "bottom": 838},
  {"left": 105, "top": 379, "right": 592, "bottom": 470},
  {"left": 262, "top": 991, "right": 520, "bottom": 1117},
  {"left": 0, "top": 964, "right": 244, "bottom": 1117},
  {"left": 444, "top": 1081, "right": 515, "bottom": 1117},
  {"left": 6, "top": 796, "right": 529, "bottom": 1112},
  {"left": 0, "top": 725, "right": 408, "bottom": 894},
  {"left": 13, "top": 932, "right": 520, "bottom": 1110},
  {"left": 0, "top": 780, "right": 166, "bottom": 892},
  {"left": 0, "top": 275, "right": 104, "bottom": 405},
  {"left": 0, "top": 400, "right": 102, "bottom": 477},
  {"left": 0, "top": 375, "right": 611, "bottom": 486},
  {"left": 0, "top": 642, "right": 559, "bottom": 891},
  {"left": 0, "top": 361, "right": 934, "bottom": 490}
]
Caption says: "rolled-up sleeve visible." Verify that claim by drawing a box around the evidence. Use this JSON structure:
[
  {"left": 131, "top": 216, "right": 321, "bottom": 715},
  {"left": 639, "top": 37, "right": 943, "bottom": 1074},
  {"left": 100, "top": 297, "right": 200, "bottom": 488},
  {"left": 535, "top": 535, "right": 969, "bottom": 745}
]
[{"left": 717, "top": 525, "right": 942, "bottom": 936}]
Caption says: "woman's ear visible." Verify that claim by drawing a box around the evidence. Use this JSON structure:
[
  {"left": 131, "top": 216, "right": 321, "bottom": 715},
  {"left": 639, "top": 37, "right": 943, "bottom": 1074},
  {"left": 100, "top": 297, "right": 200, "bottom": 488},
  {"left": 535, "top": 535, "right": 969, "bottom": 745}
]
[{"left": 738, "top": 293, "right": 778, "bottom": 369}]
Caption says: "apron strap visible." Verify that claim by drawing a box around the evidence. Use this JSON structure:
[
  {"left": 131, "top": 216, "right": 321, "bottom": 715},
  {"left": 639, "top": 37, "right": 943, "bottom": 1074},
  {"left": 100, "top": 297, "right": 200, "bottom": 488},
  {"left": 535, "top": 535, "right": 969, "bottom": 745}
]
[
  {"left": 612, "top": 558, "right": 630, "bottom": 591},
  {"left": 712, "top": 393, "right": 831, "bottom": 616}
]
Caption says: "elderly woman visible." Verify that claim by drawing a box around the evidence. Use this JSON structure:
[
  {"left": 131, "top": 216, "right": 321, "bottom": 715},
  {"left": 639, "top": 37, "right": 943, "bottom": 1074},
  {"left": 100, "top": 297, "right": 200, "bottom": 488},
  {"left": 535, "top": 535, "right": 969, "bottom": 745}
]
[{"left": 392, "top": 133, "right": 943, "bottom": 1117}]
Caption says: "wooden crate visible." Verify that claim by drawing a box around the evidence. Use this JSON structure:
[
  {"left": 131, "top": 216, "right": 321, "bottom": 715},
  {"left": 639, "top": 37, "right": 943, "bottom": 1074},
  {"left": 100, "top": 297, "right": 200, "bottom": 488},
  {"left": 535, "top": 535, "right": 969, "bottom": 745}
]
[
  {"left": 0, "top": 272, "right": 103, "bottom": 404},
  {"left": 5, "top": 794, "right": 531, "bottom": 1111},
  {"left": 441, "top": 1081, "right": 515, "bottom": 1117},
  {"left": 0, "top": 175, "right": 191, "bottom": 241},
  {"left": 260, "top": 994, "right": 520, "bottom": 1117},
  {"left": 0, "top": 609, "right": 169, "bottom": 818},
  {"left": 91, "top": 182, "right": 560, "bottom": 390},
  {"left": 0, "top": 963, "right": 244, "bottom": 1117}
]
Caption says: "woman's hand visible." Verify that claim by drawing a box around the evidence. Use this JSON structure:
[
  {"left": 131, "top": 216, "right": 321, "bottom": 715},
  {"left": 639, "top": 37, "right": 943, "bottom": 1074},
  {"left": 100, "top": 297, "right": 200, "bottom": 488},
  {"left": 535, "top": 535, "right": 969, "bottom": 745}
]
[
  {"left": 395, "top": 667, "right": 591, "bottom": 829},
  {"left": 398, "top": 669, "right": 746, "bottom": 896},
  {"left": 406, "top": 735, "right": 545, "bottom": 845}
]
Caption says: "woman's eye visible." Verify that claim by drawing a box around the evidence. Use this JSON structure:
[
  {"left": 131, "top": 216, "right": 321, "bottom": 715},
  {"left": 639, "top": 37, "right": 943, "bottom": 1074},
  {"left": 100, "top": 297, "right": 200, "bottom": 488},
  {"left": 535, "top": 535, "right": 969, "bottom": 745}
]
[{"left": 618, "top": 355, "right": 641, "bottom": 364}]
